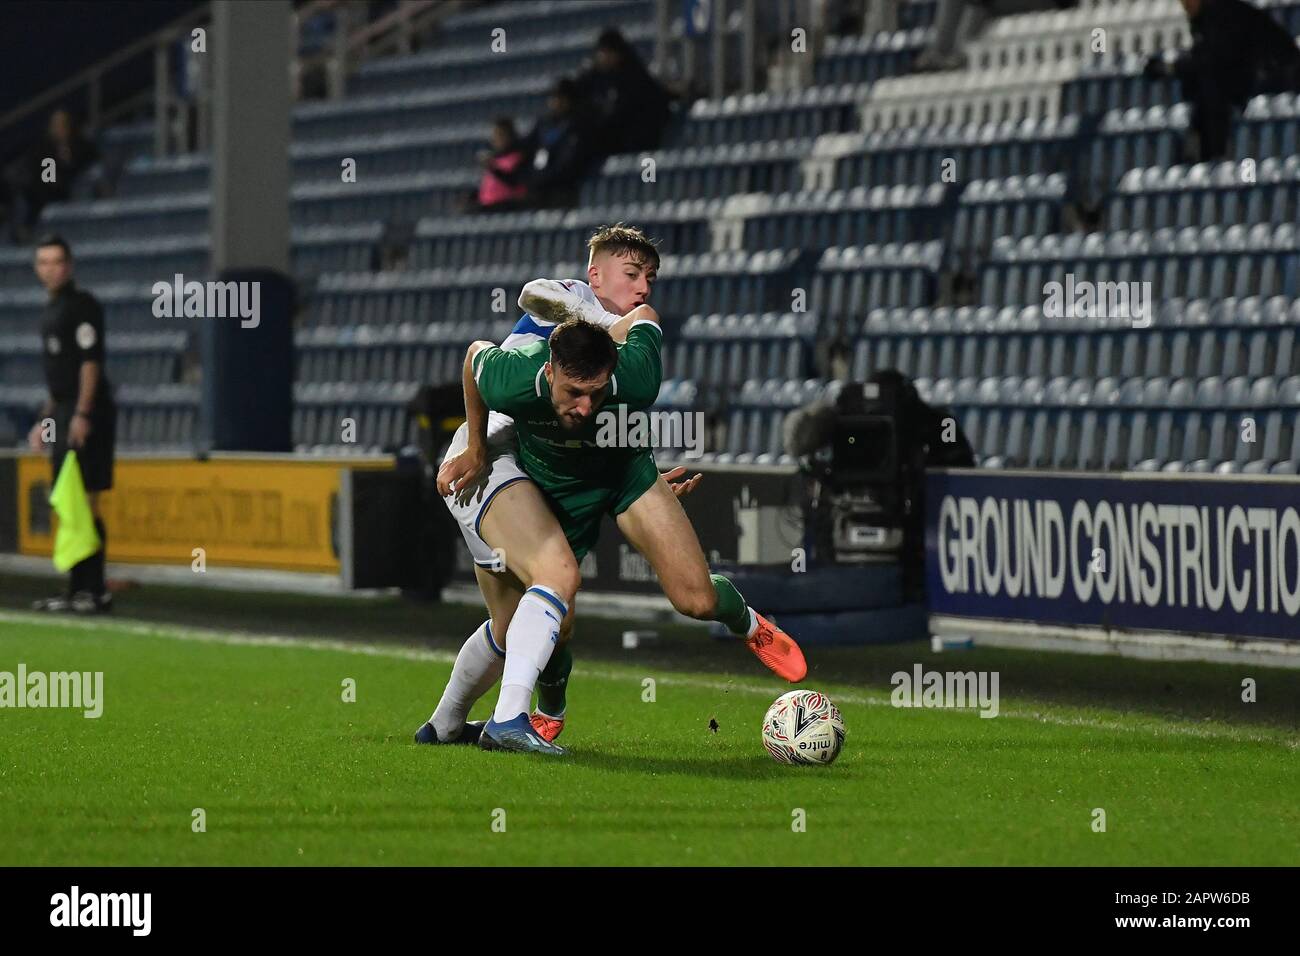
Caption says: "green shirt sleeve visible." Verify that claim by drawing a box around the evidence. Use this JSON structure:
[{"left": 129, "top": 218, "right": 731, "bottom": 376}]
[
  {"left": 610, "top": 320, "right": 663, "bottom": 410},
  {"left": 473, "top": 344, "right": 544, "bottom": 415}
]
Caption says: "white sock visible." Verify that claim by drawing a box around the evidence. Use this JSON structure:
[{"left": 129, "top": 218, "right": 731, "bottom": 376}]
[
  {"left": 493, "top": 586, "right": 566, "bottom": 723},
  {"left": 745, "top": 607, "right": 760, "bottom": 639},
  {"left": 431, "top": 621, "right": 504, "bottom": 739}
]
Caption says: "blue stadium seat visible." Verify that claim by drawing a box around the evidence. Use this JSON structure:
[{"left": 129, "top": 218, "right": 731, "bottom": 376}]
[{"left": 815, "top": 29, "right": 927, "bottom": 85}]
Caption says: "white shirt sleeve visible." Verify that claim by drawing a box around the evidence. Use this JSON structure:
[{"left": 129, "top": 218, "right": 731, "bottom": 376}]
[{"left": 517, "top": 278, "right": 623, "bottom": 330}]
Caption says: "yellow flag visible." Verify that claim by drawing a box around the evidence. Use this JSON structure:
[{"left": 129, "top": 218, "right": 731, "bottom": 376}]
[{"left": 49, "top": 450, "right": 101, "bottom": 572}]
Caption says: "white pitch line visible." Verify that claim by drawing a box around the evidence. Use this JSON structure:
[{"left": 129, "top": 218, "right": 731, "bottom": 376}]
[{"left": 2, "top": 610, "right": 1296, "bottom": 750}]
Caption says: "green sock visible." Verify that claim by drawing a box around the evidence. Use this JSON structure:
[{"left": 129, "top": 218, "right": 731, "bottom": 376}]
[
  {"left": 537, "top": 644, "right": 572, "bottom": 718},
  {"left": 710, "top": 573, "right": 753, "bottom": 636}
]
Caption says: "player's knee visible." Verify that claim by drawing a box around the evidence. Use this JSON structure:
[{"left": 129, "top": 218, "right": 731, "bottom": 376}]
[
  {"left": 671, "top": 584, "right": 717, "bottom": 620},
  {"left": 532, "top": 557, "right": 580, "bottom": 609},
  {"left": 556, "top": 562, "right": 581, "bottom": 607}
]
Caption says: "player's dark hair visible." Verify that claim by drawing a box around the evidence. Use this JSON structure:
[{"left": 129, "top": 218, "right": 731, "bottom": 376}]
[
  {"left": 36, "top": 234, "right": 72, "bottom": 260},
  {"left": 587, "top": 222, "right": 660, "bottom": 270},
  {"left": 492, "top": 116, "right": 517, "bottom": 139},
  {"left": 549, "top": 319, "right": 618, "bottom": 382}
]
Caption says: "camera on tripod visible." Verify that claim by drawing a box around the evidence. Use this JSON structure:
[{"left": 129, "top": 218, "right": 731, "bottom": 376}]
[
  {"left": 804, "top": 378, "right": 906, "bottom": 561},
  {"left": 785, "top": 371, "right": 974, "bottom": 589}
]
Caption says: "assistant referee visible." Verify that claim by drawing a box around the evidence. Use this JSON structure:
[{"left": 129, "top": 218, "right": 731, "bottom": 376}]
[{"left": 26, "top": 234, "right": 117, "bottom": 614}]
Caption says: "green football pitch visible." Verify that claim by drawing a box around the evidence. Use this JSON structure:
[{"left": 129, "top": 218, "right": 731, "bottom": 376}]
[{"left": 1, "top": 608, "right": 1298, "bottom": 866}]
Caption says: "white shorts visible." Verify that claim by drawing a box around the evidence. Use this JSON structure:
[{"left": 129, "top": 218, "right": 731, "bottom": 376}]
[{"left": 441, "top": 419, "right": 531, "bottom": 572}]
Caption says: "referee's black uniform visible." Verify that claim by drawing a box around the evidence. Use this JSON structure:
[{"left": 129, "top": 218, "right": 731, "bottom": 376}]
[{"left": 38, "top": 277, "right": 117, "bottom": 608}]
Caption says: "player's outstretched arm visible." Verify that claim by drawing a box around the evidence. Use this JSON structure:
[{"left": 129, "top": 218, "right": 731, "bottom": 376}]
[
  {"left": 436, "top": 341, "right": 495, "bottom": 500},
  {"left": 611, "top": 305, "right": 664, "bottom": 407},
  {"left": 462, "top": 340, "right": 494, "bottom": 441},
  {"left": 519, "top": 278, "right": 624, "bottom": 330}
]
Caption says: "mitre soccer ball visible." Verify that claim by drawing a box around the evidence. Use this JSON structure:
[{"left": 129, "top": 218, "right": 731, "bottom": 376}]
[{"left": 761, "top": 690, "right": 846, "bottom": 765}]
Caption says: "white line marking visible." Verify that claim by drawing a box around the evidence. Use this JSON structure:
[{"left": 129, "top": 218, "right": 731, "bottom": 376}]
[{"left": 2, "top": 610, "right": 1295, "bottom": 750}]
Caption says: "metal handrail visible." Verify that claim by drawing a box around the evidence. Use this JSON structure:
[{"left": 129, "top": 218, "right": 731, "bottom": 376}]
[
  {"left": 294, "top": 0, "right": 476, "bottom": 100},
  {"left": 0, "top": 4, "right": 210, "bottom": 139},
  {"left": 2, "top": 0, "right": 481, "bottom": 161}
]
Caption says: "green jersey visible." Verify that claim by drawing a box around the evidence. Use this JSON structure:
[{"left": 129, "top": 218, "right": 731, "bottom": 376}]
[{"left": 472, "top": 319, "right": 664, "bottom": 501}]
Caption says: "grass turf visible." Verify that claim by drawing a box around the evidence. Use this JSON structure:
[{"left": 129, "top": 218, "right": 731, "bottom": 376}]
[{"left": 1, "top": 612, "right": 1297, "bottom": 866}]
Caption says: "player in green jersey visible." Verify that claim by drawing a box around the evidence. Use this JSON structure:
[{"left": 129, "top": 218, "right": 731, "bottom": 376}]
[{"left": 426, "top": 240, "right": 807, "bottom": 755}]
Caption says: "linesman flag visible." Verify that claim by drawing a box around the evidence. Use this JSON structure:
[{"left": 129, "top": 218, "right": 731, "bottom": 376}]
[{"left": 49, "top": 451, "right": 101, "bottom": 572}]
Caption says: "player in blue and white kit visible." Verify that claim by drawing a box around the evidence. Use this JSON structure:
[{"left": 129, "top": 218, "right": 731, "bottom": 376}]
[{"left": 415, "top": 228, "right": 699, "bottom": 749}]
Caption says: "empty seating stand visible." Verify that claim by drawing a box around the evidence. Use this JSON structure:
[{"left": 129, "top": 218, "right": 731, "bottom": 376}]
[
  {"left": 1108, "top": 159, "right": 1300, "bottom": 232},
  {"left": 5, "top": 0, "right": 1300, "bottom": 473},
  {"left": 582, "top": 140, "right": 808, "bottom": 206},
  {"left": 743, "top": 184, "right": 951, "bottom": 253},
  {"left": 833, "top": 115, "right": 1080, "bottom": 189},
  {"left": 981, "top": 224, "right": 1300, "bottom": 305},
  {"left": 663, "top": 311, "right": 819, "bottom": 408},
  {"left": 1236, "top": 93, "right": 1300, "bottom": 160},
  {"left": 681, "top": 86, "right": 864, "bottom": 146},
  {"left": 813, "top": 241, "right": 944, "bottom": 315},
  {"left": 949, "top": 172, "right": 1066, "bottom": 271},
  {"left": 1080, "top": 104, "right": 1191, "bottom": 205},
  {"left": 293, "top": 318, "right": 511, "bottom": 453},
  {"left": 710, "top": 377, "right": 827, "bottom": 466},
  {"left": 412, "top": 200, "right": 718, "bottom": 270},
  {"left": 650, "top": 249, "right": 802, "bottom": 320},
  {"left": 814, "top": 30, "right": 930, "bottom": 85}
]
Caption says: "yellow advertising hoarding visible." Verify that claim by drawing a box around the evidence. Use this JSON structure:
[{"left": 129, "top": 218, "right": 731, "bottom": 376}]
[{"left": 17, "top": 454, "right": 393, "bottom": 573}]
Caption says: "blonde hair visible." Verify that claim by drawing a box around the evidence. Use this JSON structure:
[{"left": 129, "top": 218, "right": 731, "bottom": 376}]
[{"left": 587, "top": 223, "right": 660, "bottom": 269}]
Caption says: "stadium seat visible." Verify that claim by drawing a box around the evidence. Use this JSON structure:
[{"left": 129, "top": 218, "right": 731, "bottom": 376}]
[{"left": 12, "top": 0, "right": 1300, "bottom": 480}]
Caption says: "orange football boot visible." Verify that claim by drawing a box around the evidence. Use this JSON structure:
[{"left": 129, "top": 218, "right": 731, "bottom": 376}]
[
  {"left": 746, "top": 612, "right": 808, "bottom": 682},
  {"left": 529, "top": 710, "right": 565, "bottom": 742}
]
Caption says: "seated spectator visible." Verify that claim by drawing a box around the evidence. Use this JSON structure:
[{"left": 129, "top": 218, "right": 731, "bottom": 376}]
[
  {"left": 516, "top": 78, "right": 599, "bottom": 208},
  {"left": 576, "top": 28, "right": 673, "bottom": 156},
  {"left": 474, "top": 117, "right": 530, "bottom": 212},
  {"left": 915, "top": 0, "right": 1078, "bottom": 72},
  {"left": 5, "top": 109, "right": 101, "bottom": 241},
  {"left": 1145, "top": 0, "right": 1300, "bottom": 161}
]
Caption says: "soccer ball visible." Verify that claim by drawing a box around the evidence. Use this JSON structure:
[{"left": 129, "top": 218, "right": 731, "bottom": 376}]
[{"left": 761, "top": 690, "right": 846, "bottom": 765}]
